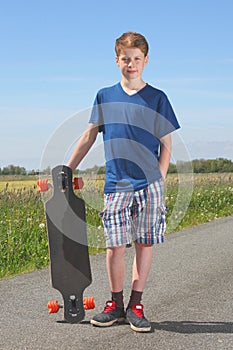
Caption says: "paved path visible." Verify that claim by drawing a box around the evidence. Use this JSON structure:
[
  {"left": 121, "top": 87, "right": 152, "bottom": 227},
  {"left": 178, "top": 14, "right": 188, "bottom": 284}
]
[{"left": 1, "top": 216, "right": 233, "bottom": 350}]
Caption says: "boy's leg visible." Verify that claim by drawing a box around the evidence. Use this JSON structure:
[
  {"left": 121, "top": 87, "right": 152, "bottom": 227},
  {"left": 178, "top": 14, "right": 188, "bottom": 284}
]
[
  {"left": 131, "top": 243, "right": 153, "bottom": 292},
  {"left": 126, "top": 243, "right": 154, "bottom": 332},
  {"left": 125, "top": 179, "right": 165, "bottom": 331},
  {"left": 106, "top": 245, "right": 126, "bottom": 293},
  {"left": 127, "top": 243, "right": 153, "bottom": 307},
  {"left": 90, "top": 245, "right": 126, "bottom": 327}
]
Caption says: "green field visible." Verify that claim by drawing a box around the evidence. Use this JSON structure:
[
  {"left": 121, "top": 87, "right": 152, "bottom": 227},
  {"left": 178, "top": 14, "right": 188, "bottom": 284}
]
[{"left": 0, "top": 173, "right": 232, "bottom": 279}]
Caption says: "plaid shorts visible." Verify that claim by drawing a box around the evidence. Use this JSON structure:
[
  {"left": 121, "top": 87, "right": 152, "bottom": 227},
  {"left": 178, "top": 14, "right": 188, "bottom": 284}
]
[{"left": 100, "top": 178, "right": 167, "bottom": 247}]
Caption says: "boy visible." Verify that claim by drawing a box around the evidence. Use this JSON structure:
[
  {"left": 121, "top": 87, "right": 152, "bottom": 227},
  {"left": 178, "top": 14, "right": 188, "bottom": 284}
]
[{"left": 67, "top": 32, "right": 180, "bottom": 332}]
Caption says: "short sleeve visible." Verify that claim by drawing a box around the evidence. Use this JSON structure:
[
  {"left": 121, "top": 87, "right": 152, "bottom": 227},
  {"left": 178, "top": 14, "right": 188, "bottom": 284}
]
[
  {"left": 89, "top": 92, "right": 104, "bottom": 132},
  {"left": 154, "top": 93, "right": 180, "bottom": 139}
]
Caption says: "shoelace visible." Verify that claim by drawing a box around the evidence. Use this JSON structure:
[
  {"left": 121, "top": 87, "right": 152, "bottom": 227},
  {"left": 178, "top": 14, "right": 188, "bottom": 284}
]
[
  {"left": 103, "top": 301, "right": 116, "bottom": 313},
  {"left": 132, "top": 304, "right": 144, "bottom": 318}
]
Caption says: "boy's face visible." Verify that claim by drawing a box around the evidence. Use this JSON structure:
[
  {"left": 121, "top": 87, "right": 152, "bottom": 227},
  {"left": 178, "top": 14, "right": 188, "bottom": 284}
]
[{"left": 116, "top": 47, "right": 148, "bottom": 81}]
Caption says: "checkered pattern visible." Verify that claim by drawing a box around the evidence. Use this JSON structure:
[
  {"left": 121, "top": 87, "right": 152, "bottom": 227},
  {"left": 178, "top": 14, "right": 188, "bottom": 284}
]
[{"left": 100, "top": 178, "right": 167, "bottom": 247}]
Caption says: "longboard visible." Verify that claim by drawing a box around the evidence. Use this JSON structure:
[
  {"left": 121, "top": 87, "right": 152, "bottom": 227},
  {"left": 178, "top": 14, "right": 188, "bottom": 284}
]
[{"left": 41, "top": 165, "right": 92, "bottom": 323}]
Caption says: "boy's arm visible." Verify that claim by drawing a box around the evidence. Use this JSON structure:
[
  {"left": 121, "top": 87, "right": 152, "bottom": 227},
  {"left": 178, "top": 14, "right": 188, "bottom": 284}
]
[
  {"left": 159, "top": 133, "right": 172, "bottom": 179},
  {"left": 67, "top": 123, "right": 98, "bottom": 172}
]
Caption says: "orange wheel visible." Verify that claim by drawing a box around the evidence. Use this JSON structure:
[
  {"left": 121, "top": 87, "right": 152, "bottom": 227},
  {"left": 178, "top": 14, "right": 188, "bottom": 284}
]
[
  {"left": 73, "top": 177, "right": 84, "bottom": 190},
  {"left": 47, "top": 300, "right": 61, "bottom": 314},
  {"left": 83, "top": 296, "right": 95, "bottom": 310},
  {"left": 37, "top": 179, "right": 48, "bottom": 192}
]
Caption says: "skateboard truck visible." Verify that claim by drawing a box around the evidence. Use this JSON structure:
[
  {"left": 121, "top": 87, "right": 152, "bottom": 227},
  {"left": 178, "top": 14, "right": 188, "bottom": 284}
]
[
  {"left": 48, "top": 296, "right": 95, "bottom": 315},
  {"left": 37, "top": 176, "right": 84, "bottom": 192}
]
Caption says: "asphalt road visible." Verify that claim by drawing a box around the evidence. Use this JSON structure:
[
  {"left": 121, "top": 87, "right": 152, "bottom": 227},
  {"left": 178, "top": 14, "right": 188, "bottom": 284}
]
[{"left": 1, "top": 216, "right": 233, "bottom": 350}]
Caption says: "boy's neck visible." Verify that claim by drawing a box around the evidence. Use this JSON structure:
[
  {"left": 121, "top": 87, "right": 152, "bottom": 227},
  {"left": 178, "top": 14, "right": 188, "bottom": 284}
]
[{"left": 120, "top": 78, "right": 146, "bottom": 95}]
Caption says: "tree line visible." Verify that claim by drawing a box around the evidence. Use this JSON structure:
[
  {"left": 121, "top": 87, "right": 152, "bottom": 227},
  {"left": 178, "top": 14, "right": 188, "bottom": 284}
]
[
  {"left": 77, "top": 158, "right": 233, "bottom": 175},
  {"left": 0, "top": 165, "right": 27, "bottom": 175},
  {"left": 1, "top": 158, "right": 233, "bottom": 176},
  {"left": 176, "top": 158, "right": 233, "bottom": 173}
]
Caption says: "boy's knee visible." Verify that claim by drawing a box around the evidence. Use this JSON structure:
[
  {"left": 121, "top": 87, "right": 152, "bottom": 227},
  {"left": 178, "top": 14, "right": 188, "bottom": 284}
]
[
  {"left": 135, "top": 242, "right": 153, "bottom": 249},
  {"left": 107, "top": 245, "right": 126, "bottom": 257}
]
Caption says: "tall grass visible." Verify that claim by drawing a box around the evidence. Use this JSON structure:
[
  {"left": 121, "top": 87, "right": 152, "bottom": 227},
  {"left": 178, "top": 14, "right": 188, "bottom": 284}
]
[
  {"left": 0, "top": 173, "right": 232, "bottom": 279},
  {"left": 165, "top": 173, "right": 233, "bottom": 232},
  {"left": 0, "top": 186, "right": 49, "bottom": 278}
]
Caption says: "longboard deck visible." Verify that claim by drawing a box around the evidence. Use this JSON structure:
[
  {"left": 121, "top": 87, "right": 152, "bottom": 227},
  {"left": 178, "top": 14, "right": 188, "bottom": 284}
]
[{"left": 45, "top": 165, "right": 92, "bottom": 323}]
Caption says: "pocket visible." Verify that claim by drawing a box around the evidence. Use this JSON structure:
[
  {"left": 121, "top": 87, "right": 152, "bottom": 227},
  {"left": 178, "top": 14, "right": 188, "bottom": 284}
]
[
  {"left": 156, "top": 203, "right": 167, "bottom": 236},
  {"left": 159, "top": 176, "right": 166, "bottom": 192}
]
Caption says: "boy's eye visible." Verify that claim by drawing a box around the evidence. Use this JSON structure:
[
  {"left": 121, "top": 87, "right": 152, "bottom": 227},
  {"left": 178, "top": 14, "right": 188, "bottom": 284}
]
[{"left": 121, "top": 57, "right": 141, "bottom": 62}]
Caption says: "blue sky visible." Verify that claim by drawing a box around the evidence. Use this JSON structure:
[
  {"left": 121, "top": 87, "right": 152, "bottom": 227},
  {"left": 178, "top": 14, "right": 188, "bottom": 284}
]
[{"left": 1, "top": 0, "right": 233, "bottom": 170}]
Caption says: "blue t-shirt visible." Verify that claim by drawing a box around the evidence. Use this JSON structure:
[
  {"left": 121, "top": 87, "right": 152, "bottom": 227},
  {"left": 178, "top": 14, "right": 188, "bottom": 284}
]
[{"left": 89, "top": 83, "right": 180, "bottom": 193}]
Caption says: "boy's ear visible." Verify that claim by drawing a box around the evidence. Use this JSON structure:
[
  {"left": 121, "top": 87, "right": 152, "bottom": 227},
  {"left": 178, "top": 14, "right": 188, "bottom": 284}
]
[
  {"left": 116, "top": 56, "right": 120, "bottom": 66},
  {"left": 144, "top": 55, "right": 149, "bottom": 65}
]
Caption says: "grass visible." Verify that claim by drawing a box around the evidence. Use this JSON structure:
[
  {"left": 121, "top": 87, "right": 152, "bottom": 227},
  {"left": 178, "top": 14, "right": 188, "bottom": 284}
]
[
  {"left": 164, "top": 173, "right": 233, "bottom": 232},
  {"left": 0, "top": 187, "right": 49, "bottom": 278},
  {"left": 0, "top": 173, "right": 232, "bottom": 279}
]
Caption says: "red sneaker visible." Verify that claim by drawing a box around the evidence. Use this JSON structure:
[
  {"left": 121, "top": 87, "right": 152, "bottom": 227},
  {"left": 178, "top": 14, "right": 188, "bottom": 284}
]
[
  {"left": 90, "top": 301, "right": 125, "bottom": 327},
  {"left": 126, "top": 304, "right": 151, "bottom": 332}
]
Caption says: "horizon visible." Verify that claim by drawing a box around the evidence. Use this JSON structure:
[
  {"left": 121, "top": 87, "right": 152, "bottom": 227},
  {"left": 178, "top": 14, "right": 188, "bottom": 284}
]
[{"left": 1, "top": 157, "right": 233, "bottom": 173}]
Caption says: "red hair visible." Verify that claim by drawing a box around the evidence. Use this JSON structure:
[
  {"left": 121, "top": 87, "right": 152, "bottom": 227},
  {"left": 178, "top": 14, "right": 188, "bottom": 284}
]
[{"left": 115, "top": 32, "right": 149, "bottom": 57}]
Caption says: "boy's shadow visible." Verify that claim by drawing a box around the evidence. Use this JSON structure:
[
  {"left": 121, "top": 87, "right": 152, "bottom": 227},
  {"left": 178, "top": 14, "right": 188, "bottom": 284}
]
[{"left": 151, "top": 321, "right": 233, "bottom": 334}]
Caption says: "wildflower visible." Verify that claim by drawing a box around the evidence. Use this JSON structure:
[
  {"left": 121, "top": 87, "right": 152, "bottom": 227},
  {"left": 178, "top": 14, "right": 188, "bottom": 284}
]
[{"left": 39, "top": 223, "right": 45, "bottom": 229}]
